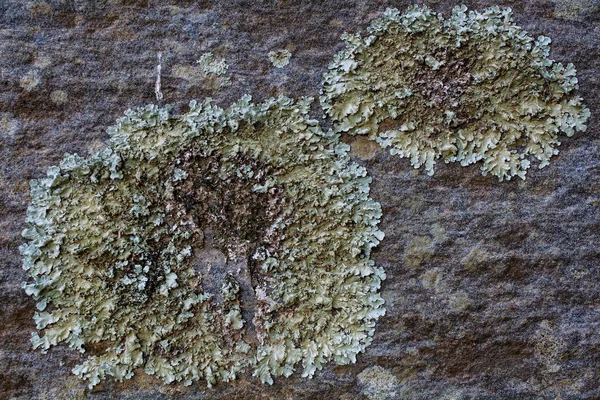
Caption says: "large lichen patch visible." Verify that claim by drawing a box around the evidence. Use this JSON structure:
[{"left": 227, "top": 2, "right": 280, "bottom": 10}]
[
  {"left": 20, "top": 96, "right": 385, "bottom": 388},
  {"left": 321, "top": 5, "right": 590, "bottom": 181}
]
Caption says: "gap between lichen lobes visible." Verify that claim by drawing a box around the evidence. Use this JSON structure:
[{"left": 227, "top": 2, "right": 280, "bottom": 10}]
[
  {"left": 321, "top": 5, "right": 591, "bottom": 181},
  {"left": 20, "top": 95, "right": 386, "bottom": 388}
]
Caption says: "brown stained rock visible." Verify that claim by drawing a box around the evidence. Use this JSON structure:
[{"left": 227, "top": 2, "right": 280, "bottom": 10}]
[
  {"left": 350, "top": 136, "right": 381, "bottom": 161},
  {"left": 1, "top": 0, "right": 599, "bottom": 399}
]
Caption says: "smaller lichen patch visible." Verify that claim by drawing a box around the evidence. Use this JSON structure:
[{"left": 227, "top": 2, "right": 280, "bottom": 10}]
[
  {"left": 554, "top": 0, "right": 598, "bottom": 21},
  {"left": 357, "top": 365, "right": 400, "bottom": 400},
  {"left": 533, "top": 321, "right": 565, "bottom": 373},
  {"left": 196, "top": 52, "right": 232, "bottom": 88},
  {"left": 419, "top": 268, "right": 441, "bottom": 290},
  {"left": 321, "top": 5, "right": 590, "bottom": 181},
  {"left": 403, "top": 236, "right": 434, "bottom": 268},
  {"left": 33, "top": 54, "right": 52, "bottom": 69},
  {"left": 0, "top": 113, "right": 20, "bottom": 138},
  {"left": 268, "top": 49, "right": 292, "bottom": 69},
  {"left": 172, "top": 65, "right": 200, "bottom": 81},
  {"left": 19, "top": 70, "right": 41, "bottom": 91},
  {"left": 460, "top": 246, "right": 491, "bottom": 272},
  {"left": 197, "top": 52, "right": 229, "bottom": 76},
  {"left": 27, "top": 1, "right": 52, "bottom": 17},
  {"left": 447, "top": 290, "right": 472, "bottom": 314},
  {"left": 50, "top": 90, "right": 68, "bottom": 105},
  {"left": 442, "top": 388, "right": 466, "bottom": 400},
  {"left": 430, "top": 223, "right": 449, "bottom": 244}
]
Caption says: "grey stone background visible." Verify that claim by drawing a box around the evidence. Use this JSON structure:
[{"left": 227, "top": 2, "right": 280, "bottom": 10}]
[{"left": 1, "top": 0, "right": 599, "bottom": 398}]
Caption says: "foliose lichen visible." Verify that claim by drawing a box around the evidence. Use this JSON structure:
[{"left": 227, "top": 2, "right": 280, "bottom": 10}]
[
  {"left": 20, "top": 95, "right": 385, "bottom": 388},
  {"left": 321, "top": 5, "right": 591, "bottom": 181},
  {"left": 268, "top": 49, "right": 292, "bottom": 69},
  {"left": 197, "top": 52, "right": 229, "bottom": 76},
  {"left": 197, "top": 52, "right": 232, "bottom": 88}
]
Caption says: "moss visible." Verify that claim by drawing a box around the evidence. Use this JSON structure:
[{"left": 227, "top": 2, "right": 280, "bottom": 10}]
[
  {"left": 20, "top": 96, "right": 385, "bottom": 388},
  {"left": 321, "top": 5, "right": 590, "bottom": 181}
]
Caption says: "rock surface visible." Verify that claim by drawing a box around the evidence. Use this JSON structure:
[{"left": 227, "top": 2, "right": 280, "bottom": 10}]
[{"left": 0, "top": 0, "right": 599, "bottom": 399}]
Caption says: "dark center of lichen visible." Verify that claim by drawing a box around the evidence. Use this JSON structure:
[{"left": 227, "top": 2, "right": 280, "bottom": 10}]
[
  {"left": 412, "top": 48, "right": 474, "bottom": 128},
  {"left": 172, "top": 153, "right": 285, "bottom": 325},
  {"left": 174, "top": 154, "right": 285, "bottom": 256}
]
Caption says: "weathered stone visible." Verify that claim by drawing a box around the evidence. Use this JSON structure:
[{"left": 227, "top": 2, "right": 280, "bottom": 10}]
[{"left": 1, "top": 0, "right": 599, "bottom": 399}]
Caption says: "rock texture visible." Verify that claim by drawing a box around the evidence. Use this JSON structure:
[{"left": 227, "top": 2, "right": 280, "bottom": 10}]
[{"left": 0, "top": 0, "right": 599, "bottom": 399}]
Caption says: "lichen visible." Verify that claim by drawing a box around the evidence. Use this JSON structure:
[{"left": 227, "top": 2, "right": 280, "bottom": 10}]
[
  {"left": 321, "top": 5, "right": 591, "bottom": 181},
  {"left": 197, "top": 52, "right": 229, "bottom": 76},
  {"left": 554, "top": 0, "right": 598, "bottom": 21},
  {"left": 0, "top": 112, "right": 20, "bottom": 138},
  {"left": 533, "top": 320, "right": 565, "bottom": 373},
  {"left": 268, "top": 49, "right": 292, "bottom": 68},
  {"left": 21, "top": 95, "right": 385, "bottom": 388},
  {"left": 357, "top": 365, "right": 400, "bottom": 400},
  {"left": 50, "top": 90, "right": 68, "bottom": 105},
  {"left": 447, "top": 290, "right": 472, "bottom": 314},
  {"left": 403, "top": 236, "right": 434, "bottom": 268},
  {"left": 20, "top": 70, "right": 41, "bottom": 91},
  {"left": 197, "top": 52, "right": 232, "bottom": 88}
]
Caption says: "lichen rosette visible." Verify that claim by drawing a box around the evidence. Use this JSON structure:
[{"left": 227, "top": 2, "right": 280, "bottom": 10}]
[
  {"left": 20, "top": 95, "right": 385, "bottom": 388},
  {"left": 321, "top": 5, "right": 590, "bottom": 180}
]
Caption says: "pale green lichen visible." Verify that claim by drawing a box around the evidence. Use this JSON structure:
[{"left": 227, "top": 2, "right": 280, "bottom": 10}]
[
  {"left": 321, "top": 5, "right": 591, "bottom": 181},
  {"left": 357, "top": 365, "right": 400, "bottom": 400},
  {"left": 50, "top": 90, "right": 68, "bottom": 105},
  {"left": 554, "top": 0, "right": 598, "bottom": 21},
  {"left": 533, "top": 320, "right": 565, "bottom": 373},
  {"left": 197, "top": 52, "right": 229, "bottom": 76},
  {"left": 20, "top": 70, "right": 41, "bottom": 91},
  {"left": 21, "top": 95, "right": 385, "bottom": 388},
  {"left": 197, "top": 52, "right": 231, "bottom": 88},
  {"left": 0, "top": 112, "right": 20, "bottom": 138},
  {"left": 403, "top": 236, "right": 434, "bottom": 268},
  {"left": 268, "top": 49, "right": 292, "bottom": 68}
]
